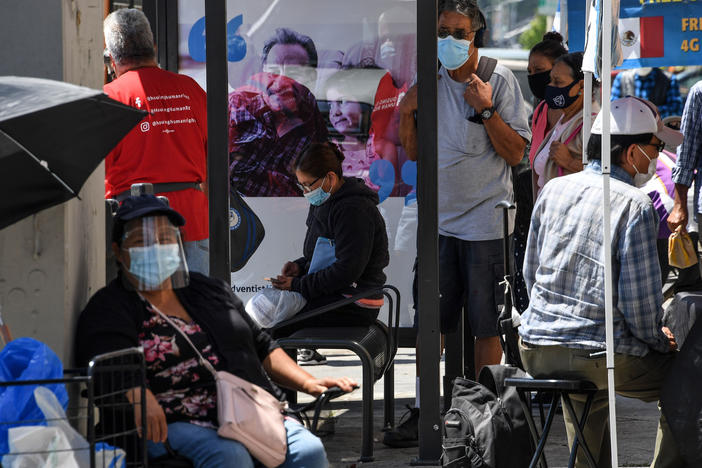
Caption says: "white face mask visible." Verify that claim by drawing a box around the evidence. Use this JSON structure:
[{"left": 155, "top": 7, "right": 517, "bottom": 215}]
[{"left": 633, "top": 145, "right": 657, "bottom": 188}]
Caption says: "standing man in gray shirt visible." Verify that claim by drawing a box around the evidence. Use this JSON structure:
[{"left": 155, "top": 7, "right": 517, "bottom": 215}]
[{"left": 384, "top": 0, "right": 531, "bottom": 448}]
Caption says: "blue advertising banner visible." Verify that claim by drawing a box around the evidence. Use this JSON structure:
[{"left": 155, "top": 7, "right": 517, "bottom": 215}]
[{"left": 568, "top": 0, "right": 702, "bottom": 68}]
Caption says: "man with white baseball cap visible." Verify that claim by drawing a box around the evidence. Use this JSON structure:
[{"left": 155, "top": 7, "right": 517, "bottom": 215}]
[{"left": 518, "top": 97, "right": 684, "bottom": 468}]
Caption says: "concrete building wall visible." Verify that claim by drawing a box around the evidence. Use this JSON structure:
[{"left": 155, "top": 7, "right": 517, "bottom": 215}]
[
  {"left": 0, "top": 0, "right": 63, "bottom": 79},
  {"left": 0, "top": 0, "right": 106, "bottom": 364}
]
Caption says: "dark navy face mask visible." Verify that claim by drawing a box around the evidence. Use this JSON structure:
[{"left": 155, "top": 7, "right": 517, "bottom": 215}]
[{"left": 544, "top": 80, "right": 579, "bottom": 109}]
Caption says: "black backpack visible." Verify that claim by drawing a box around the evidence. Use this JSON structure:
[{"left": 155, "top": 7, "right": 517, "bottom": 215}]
[{"left": 441, "top": 365, "right": 533, "bottom": 468}]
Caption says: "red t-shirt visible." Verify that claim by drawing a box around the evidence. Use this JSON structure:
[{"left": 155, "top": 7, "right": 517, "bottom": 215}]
[{"left": 104, "top": 67, "right": 208, "bottom": 242}]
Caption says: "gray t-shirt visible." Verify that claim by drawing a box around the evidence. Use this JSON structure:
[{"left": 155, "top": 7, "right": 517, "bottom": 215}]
[{"left": 438, "top": 63, "right": 531, "bottom": 241}]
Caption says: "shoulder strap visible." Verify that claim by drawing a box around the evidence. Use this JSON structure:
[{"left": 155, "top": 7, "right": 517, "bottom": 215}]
[
  {"left": 476, "top": 56, "right": 497, "bottom": 83},
  {"left": 139, "top": 294, "right": 218, "bottom": 378},
  {"left": 534, "top": 100, "right": 548, "bottom": 123}
]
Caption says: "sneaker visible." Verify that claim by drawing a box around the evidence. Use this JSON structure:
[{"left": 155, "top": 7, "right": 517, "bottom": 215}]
[
  {"left": 382, "top": 405, "right": 419, "bottom": 448},
  {"left": 297, "top": 349, "right": 327, "bottom": 366}
]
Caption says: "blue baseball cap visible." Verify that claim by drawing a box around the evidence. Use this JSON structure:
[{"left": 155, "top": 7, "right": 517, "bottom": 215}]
[
  {"left": 114, "top": 194, "right": 185, "bottom": 226},
  {"left": 112, "top": 194, "right": 185, "bottom": 244}
]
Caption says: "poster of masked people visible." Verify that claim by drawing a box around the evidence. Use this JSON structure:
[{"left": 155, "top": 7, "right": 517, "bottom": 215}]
[{"left": 178, "top": 0, "right": 419, "bottom": 326}]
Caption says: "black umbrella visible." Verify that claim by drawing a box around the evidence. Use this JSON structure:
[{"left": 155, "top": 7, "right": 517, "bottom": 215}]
[{"left": 0, "top": 76, "right": 146, "bottom": 230}]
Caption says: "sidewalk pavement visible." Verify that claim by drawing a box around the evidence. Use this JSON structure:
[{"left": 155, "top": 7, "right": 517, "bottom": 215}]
[{"left": 298, "top": 348, "right": 661, "bottom": 468}]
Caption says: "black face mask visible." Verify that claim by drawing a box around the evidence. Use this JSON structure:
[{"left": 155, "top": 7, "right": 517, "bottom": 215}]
[
  {"left": 544, "top": 80, "right": 579, "bottom": 109},
  {"left": 528, "top": 70, "right": 551, "bottom": 100}
]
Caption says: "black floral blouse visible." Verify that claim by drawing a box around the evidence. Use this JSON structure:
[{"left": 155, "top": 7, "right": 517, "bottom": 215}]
[{"left": 138, "top": 307, "right": 222, "bottom": 428}]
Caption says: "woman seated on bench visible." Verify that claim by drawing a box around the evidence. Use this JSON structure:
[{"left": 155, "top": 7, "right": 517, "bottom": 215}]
[
  {"left": 75, "top": 194, "right": 356, "bottom": 468},
  {"left": 271, "top": 142, "right": 390, "bottom": 343}
]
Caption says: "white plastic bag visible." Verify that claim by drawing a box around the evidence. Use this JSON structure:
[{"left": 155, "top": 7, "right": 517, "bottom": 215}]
[
  {"left": 245, "top": 287, "right": 307, "bottom": 328},
  {"left": 35, "top": 387, "right": 90, "bottom": 467},
  {"left": 2, "top": 387, "right": 126, "bottom": 468},
  {"left": 3, "top": 425, "right": 80, "bottom": 468}
]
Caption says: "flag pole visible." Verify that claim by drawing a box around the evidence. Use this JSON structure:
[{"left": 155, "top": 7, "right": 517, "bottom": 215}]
[{"left": 583, "top": 0, "right": 592, "bottom": 165}]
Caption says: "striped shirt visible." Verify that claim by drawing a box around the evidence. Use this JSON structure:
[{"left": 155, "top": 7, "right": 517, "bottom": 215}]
[
  {"left": 671, "top": 81, "right": 702, "bottom": 214},
  {"left": 520, "top": 161, "right": 670, "bottom": 357}
]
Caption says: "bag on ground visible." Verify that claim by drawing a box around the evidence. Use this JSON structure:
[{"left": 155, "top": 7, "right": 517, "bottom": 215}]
[
  {"left": 245, "top": 287, "right": 307, "bottom": 328},
  {"left": 441, "top": 366, "right": 533, "bottom": 468}
]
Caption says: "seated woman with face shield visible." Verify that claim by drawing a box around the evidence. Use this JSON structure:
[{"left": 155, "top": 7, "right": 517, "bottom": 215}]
[{"left": 76, "top": 194, "right": 355, "bottom": 468}]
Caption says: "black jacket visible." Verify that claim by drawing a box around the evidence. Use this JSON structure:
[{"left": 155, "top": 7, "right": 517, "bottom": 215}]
[
  {"left": 75, "top": 273, "right": 284, "bottom": 401},
  {"left": 291, "top": 177, "right": 389, "bottom": 300}
]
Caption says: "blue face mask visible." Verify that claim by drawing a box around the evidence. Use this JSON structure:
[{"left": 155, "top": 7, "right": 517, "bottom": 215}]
[
  {"left": 437, "top": 36, "right": 473, "bottom": 71},
  {"left": 303, "top": 176, "right": 332, "bottom": 206},
  {"left": 128, "top": 243, "right": 182, "bottom": 289}
]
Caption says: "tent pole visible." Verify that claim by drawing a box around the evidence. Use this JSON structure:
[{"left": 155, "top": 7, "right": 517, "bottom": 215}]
[
  {"left": 600, "top": 0, "right": 619, "bottom": 466},
  {"left": 583, "top": 72, "right": 592, "bottom": 164}
]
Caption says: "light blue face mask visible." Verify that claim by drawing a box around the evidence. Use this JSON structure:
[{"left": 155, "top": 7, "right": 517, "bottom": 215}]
[
  {"left": 437, "top": 36, "right": 473, "bottom": 70},
  {"left": 128, "top": 243, "right": 182, "bottom": 289},
  {"left": 303, "top": 175, "right": 331, "bottom": 206}
]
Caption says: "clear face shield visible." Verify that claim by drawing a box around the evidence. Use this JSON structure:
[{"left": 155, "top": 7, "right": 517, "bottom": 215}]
[{"left": 119, "top": 215, "right": 189, "bottom": 291}]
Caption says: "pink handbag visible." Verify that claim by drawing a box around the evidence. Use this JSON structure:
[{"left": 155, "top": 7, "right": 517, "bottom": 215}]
[
  {"left": 147, "top": 301, "right": 288, "bottom": 468},
  {"left": 214, "top": 370, "right": 288, "bottom": 468}
]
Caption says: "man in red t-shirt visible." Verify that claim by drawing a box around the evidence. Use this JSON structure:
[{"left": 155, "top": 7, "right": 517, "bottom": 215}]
[{"left": 104, "top": 9, "right": 209, "bottom": 274}]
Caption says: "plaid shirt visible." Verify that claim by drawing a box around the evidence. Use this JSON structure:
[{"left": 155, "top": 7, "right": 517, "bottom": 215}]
[
  {"left": 520, "top": 161, "right": 670, "bottom": 356},
  {"left": 228, "top": 73, "right": 328, "bottom": 197},
  {"left": 671, "top": 81, "right": 702, "bottom": 214},
  {"left": 611, "top": 69, "right": 683, "bottom": 119}
]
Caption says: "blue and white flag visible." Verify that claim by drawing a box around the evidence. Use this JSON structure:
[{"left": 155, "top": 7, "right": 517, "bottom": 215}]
[{"left": 582, "top": 0, "right": 623, "bottom": 78}]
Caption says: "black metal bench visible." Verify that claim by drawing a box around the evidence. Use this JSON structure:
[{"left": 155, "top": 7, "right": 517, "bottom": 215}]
[{"left": 269, "top": 285, "right": 401, "bottom": 462}]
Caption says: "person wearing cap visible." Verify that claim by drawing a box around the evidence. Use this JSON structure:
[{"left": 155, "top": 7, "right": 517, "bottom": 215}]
[
  {"left": 76, "top": 194, "right": 355, "bottom": 467},
  {"left": 518, "top": 97, "right": 684, "bottom": 467},
  {"left": 631, "top": 100, "right": 702, "bottom": 293}
]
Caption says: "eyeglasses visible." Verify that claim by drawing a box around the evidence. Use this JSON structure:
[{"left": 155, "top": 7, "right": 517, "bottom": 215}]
[
  {"left": 438, "top": 28, "right": 479, "bottom": 41},
  {"left": 646, "top": 140, "right": 666, "bottom": 153},
  {"left": 296, "top": 176, "right": 321, "bottom": 193}
]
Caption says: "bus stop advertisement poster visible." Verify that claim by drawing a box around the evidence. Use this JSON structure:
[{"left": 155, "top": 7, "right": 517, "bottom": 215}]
[
  {"left": 569, "top": 0, "right": 702, "bottom": 68},
  {"left": 178, "top": 0, "right": 419, "bottom": 326}
]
